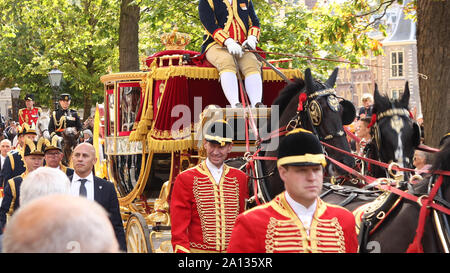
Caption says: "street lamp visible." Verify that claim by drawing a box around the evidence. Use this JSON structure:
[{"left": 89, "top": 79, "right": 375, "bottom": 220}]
[
  {"left": 48, "top": 67, "right": 63, "bottom": 111},
  {"left": 10, "top": 84, "right": 21, "bottom": 122}
]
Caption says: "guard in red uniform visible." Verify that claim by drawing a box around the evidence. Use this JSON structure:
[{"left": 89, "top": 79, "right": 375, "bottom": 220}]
[
  {"left": 170, "top": 120, "right": 248, "bottom": 253},
  {"left": 18, "top": 94, "right": 42, "bottom": 127},
  {"left": 227, "top": 129, "right": 358, "bottom": 253}
]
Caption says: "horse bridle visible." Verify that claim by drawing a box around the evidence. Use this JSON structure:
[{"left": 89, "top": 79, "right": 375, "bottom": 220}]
[{"left": 302, "top": 88, "right": 346, "bottom": 141}]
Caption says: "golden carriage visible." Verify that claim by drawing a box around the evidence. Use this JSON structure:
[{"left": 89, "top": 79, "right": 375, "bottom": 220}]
[{"left": 98, "top": 30, "right": 302, "bottom": 253}]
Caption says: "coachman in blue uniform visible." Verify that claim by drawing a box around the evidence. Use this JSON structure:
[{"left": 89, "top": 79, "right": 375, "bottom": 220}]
[{"left": 199, "top": 0, "right": 263, "bottom": 107}]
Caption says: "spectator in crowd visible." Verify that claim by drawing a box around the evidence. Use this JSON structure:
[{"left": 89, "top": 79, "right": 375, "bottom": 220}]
[
  {"left": 413, "top": 149, "right": 432, "bottom": 176},
  {"left": 83, "top": 129, "right": 93, "bottom": 144},
  {"left": 355, "top": 117, "right": 373, "bottom": 157},
  {"left": 70, "top": 142, "right": 126, "bottom": 251},
  {"left": 358, "top": 93, "right": 373, "bottom": 120},
  {"left": 19, "top": 167, "right": 71, "bottom": 206},
  {"left": 83, "top": 116, "right": 94, "bottom": 132},
  {"left": 3, "top": 121, "right": 17, "bottom": 143},
  {"left": 0, "top": 139, "right": 12, "bottom": 188},
  {"left": 2, "top": 194, "right": 119, "bottom": 253}
]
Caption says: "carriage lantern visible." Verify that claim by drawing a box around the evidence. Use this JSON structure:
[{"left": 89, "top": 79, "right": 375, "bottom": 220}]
[
  {"left": 48, "top": 66, "right": 63, "bottom": 111},
  {"left": 10, "top": 84, "right": 21, "bottom": 122}
]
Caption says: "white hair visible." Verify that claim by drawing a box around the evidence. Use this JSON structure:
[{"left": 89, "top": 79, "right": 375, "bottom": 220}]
[
  {"left": 19, "top": 167, "right": 71, "bottom": 206},
  {"left": 3, "top": 194, "right": 119, "bottom": 253},
  {"left": 0, "top": 139, "right": 11, "bottom": 146}
]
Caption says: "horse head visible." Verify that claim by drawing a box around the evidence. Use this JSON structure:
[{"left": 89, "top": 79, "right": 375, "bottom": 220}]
[
  {"left": 37, "top": 110, "right": 51, "bottom": 140},
  {"left": 371, "top": 82, "right": 420, "bottom": 172},
  {"left": 301, "top": 68, "right": 356, "bottom": 175}
]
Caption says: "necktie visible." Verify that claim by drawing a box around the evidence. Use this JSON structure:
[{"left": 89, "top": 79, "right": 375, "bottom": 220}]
[{"left": 79, "top": 178, "right": 87, "bottom": 197}]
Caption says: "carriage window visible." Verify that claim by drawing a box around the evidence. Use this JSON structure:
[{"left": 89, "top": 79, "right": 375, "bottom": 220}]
[
  {"left": 118, "top": 83, "right": 142, "bottom": 135},
  {"left": 391, "top": 51, "right": 404, "bottom": 78},
  {"left": 106, "top": 90, "right": 114, "bottom": 136}
]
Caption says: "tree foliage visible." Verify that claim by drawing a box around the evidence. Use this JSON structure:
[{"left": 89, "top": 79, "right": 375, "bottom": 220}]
[
  {"left": 0, "top": 0, "right": 420, "bottom": 116},
  {"left": 0, "top": 0, "right": 120, "bottom": 118}
]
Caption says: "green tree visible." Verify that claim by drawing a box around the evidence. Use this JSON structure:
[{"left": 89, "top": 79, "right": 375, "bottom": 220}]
[{"left": 0, "top": 0, "right": 120, "bottom": 119}]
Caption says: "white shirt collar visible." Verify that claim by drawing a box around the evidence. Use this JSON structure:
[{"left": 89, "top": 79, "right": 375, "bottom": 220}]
[
  {"left": 205, "top": 158, "right": 224, "bottom": 185},
  {"left": 73, "top": 171, "right": 94, "bottom": 183},
  {"left": 285, "top": 191, "right": 317, "bottom": 233}
]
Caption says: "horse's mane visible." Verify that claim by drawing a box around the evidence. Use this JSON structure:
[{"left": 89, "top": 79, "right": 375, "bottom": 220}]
[
  {"left": 431, "top": 141, "right": 450, "bottom": 172},
  {"left": 272, "top": 77, "right": 305, "bottom": 116}
]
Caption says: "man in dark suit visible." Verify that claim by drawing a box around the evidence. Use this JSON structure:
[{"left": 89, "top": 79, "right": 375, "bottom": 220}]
[{"left": 69, "top": 142, "right": 126, "bottom": 251}]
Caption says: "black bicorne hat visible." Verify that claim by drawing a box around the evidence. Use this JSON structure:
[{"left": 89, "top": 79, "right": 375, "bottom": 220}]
[
  {"left": 44, "top": 135, "right": 62, "bottom": 152},
  {"left": 277, "top": 128, "right": 326, "bottom": 167},
  {"left": 204, "top": 119, "right": 233, "bottom": 146},
  {"left": 21, "top": 123, "right": 37, "bottom": 135},
  {"left": 24, "top": 94, "right": 34, "bottom": 101},
  {"left": 23, "top": 137, "right": 46, "bottom": 156}
]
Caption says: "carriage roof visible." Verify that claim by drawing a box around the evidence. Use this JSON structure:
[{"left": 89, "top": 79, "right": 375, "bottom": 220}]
[{"left": 100, "top": 31, "right": 302, "bottom": 154}]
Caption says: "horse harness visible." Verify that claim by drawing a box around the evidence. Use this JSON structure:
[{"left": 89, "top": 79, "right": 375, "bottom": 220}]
[{"left": 357, "top": 176, "right": 450, "bottom": 253}]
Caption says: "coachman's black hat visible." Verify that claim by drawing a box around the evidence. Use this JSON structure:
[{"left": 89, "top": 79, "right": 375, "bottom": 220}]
[
  {"left": 23, "top": 137, "right": 46, "bottom": 156},
  {"left": 204, "top": 119, "right": 233, "bottom": 146},
  {"left": 59, "top": 93, "right": 71, "bottom": 101},
  {"left": 277, "top": 128, "right": 326, "bottom": 167},
  {"left": 24, "top": 94, "right": 34, "bottom": 101}
]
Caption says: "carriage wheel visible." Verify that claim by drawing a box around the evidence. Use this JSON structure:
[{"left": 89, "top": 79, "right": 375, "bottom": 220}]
[{"left": 125, "top": 212, "right": 152, "bottom": 253}]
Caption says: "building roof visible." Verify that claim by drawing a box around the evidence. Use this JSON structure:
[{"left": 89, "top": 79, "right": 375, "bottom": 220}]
[{"left": 383, "top": 2, "right": 416, "bottom": 44}]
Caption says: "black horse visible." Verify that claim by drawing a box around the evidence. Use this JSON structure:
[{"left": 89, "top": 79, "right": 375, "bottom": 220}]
[
  {"left": 363, "top": 82, "right": 421, "bottom": 179},
  {"left": 317, "top": 82, "right": 422, "bottom": 211},
  {"left": 358, "top": 142, "right": 450, "bottom": 253},
  {"left": 252, "top": 68, "right": 356, "bottom": 204}
]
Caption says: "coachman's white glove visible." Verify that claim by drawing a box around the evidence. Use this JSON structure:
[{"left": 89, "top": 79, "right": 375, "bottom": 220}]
[
  {"left": 242, "top": 35, "right": 258, "bottom": 50},
  {"left": 224, "top": 38, "right": 243, "bottom": 58}
]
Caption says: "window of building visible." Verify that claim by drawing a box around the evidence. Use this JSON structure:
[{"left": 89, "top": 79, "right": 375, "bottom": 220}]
[
  {"left": 391, "top": 51, "right": 404, "bottom": 78},
  {"left": 391, "top": 88, "right": 403, "bottom": 100}
]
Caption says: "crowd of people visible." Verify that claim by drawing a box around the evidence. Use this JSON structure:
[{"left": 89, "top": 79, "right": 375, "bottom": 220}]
[{"left": 0, "top": 92, "right": 124, "bottom": 253}]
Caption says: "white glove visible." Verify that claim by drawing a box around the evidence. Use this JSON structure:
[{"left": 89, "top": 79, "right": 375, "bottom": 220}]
[
  {"left": 242, "top": 35, "right": 258, "bottom": 50},
  {"left": 224, "top": 38, "right": 243, "bottom": 58}
]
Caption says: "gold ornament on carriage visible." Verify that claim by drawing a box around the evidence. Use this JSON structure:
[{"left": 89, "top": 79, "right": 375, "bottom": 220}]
[
  {"left": 309, "top": 100, "right": 322, "bottom": 126},
  {"left": 160, "top": 26, "right": 191, "bottom": 50}
]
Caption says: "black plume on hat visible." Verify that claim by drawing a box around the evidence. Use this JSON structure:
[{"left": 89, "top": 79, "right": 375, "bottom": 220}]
[
  {"left": 277, "top": 129, "right": 326, "bottom": 167},
  {"left": 204, "top": 119, "right": 233, "bottom": 146}
]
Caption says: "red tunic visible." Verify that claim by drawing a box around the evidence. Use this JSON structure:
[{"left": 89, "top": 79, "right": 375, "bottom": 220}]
[
  {"left": 170, "top": 161, "right": 248, "bottom": 253},
  {"left": 18, "top": 107, "right": 41, "bottom": 127},
  {"left": 227, "top": 193, "right": 359, "bottom": 253}
]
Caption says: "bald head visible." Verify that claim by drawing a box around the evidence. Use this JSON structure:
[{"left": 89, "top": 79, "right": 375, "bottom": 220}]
[
  {"left": 3, "top": 194, "right": 119, "bottom": 253},
  {"left": 72, "top": 142, "right": 97, "bottom": 177}
]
